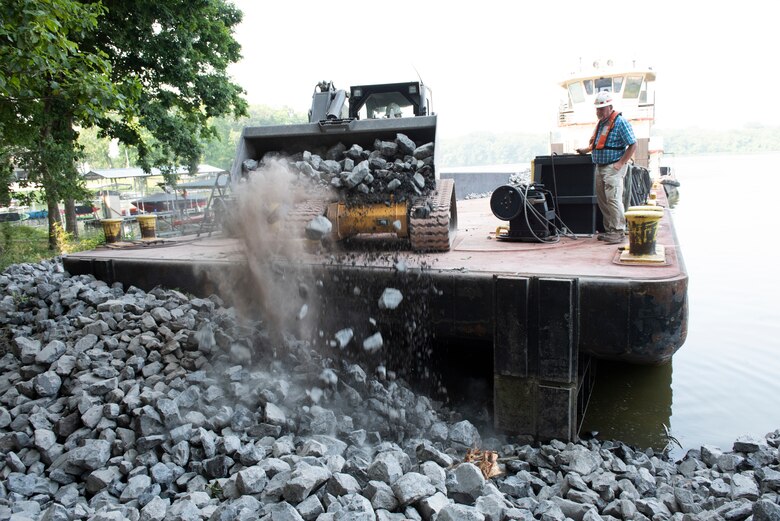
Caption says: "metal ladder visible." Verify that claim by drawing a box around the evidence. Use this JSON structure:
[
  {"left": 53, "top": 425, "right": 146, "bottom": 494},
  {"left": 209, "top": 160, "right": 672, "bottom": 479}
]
[{"left": 197, "top": 172, "right": 233, "bottom": 237}]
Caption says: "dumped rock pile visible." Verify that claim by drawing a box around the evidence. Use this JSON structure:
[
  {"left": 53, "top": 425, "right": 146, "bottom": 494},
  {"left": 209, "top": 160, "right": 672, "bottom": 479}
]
[
  {"left": 2, "top": 259, "right": 780, "bottom": 521},
  {"left": 241, "top": 134, "right": 435, "bottom": 206}
]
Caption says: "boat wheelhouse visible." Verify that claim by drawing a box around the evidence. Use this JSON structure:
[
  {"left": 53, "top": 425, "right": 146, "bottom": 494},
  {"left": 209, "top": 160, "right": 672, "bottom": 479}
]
[{"left": 550, "top": 59, "right": 663, "bottom": 176}]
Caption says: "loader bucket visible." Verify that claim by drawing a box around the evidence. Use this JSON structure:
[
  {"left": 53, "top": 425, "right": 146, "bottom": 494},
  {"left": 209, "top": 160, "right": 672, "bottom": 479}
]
[{"left": 230, "top": 115, "right": 438, "bottom": 182}]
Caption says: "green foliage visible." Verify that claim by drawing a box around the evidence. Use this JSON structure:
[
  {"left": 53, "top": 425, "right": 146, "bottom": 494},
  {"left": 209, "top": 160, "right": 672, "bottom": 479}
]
[
  {"left": 1, "top": 0, "right": 133, "bottom": 246},
  {"left": 658, "top": 126, "right": 780, "bottom": 155},
  {"left": 438, "top": 132, "right": 549, "bottom": 167},
  {"left": 0, "top": 223, "right": 103, "bottom": 271},
  {"left": 82, "top": 0, "right": 248, "bottom": 178},
  {"left": 201, "top": 105, "right": 306, "bottom": 171},
  {"left": 78, "top": 127, "right": 138, "bottom": 169},
  {"left": 2, "top": 0, "right": 246, "bottom": 246}
]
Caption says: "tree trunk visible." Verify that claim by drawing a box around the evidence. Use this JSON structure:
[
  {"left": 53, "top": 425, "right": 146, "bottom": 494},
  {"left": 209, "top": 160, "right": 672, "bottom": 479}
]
[
  {"left": 65, "top": 198, "right": 78, "bottom": 238},
  {"left": 46, "top": 196, "right": 62, "bottom": 251}
]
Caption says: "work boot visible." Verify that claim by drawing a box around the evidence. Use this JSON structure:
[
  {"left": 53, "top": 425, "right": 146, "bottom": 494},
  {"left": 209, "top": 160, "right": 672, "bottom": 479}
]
[
  {"left": 603, "top": 232, "right": 625, "bottom": 244},
  {"left": 597, "top": 232, "right": 608, "bottom": 241}
]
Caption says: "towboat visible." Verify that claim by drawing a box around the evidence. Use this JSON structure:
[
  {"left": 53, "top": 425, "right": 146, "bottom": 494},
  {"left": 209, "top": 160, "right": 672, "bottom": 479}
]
[{"left": 551, "top": 58, "right": 679, "bottom": 193}]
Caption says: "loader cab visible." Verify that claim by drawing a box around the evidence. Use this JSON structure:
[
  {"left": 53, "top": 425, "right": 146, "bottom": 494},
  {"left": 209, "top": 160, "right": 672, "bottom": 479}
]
[{"left": 349, "top": 82, "right": 432, "bottom": 120}]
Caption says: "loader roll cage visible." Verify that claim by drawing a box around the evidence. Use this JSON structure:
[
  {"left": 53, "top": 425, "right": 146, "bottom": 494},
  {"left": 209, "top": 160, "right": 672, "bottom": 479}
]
[
  {"left": 308, "top": 81, "right": 432, "bottom": 123},
  {"left": 349, "top": 81, "right": 432, "bottom": 120}
]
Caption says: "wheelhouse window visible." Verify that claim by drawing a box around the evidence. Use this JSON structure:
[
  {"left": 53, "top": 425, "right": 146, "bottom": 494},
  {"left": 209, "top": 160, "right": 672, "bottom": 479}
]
[
  {"left": 583, "top": 79, "right": 593, "bottom": 95},
  {"left": 594, "top": 77, "right": 612, "bottom": 92},
  {"left": 613, "top": 76, "right": 624, "bottom": 93},
  {"left": 568, "top": 81, "right": 585, "bottom": 104},
  {"left": 624, "top": 75, "right": 644, "bottom": 99}
]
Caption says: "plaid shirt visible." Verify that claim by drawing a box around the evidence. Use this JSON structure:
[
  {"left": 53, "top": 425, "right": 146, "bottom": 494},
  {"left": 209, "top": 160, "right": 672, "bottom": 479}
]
[{"left": 591, "top": 113, "right": 636, "bottom": 165}]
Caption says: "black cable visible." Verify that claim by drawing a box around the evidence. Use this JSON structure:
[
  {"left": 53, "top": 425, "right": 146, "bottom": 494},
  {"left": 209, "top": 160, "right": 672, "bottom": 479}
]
[
  {"left": 547, "top": 154, "right": 578, "bottom": 239},
  {"left": 520, "top": 183, "right": 559, "bottom": 244}
]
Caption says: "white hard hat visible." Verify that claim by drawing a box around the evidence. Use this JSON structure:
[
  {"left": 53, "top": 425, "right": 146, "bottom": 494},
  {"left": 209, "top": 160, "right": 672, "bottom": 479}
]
[{"left": 594, "top": 91, "right": 614, "bottom": 108}]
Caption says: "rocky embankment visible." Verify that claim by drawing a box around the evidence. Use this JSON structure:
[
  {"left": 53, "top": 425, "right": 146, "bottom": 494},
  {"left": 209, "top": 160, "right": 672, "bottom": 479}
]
[{"left": 1, "top": 260, "right": 780, "bottom": 521}]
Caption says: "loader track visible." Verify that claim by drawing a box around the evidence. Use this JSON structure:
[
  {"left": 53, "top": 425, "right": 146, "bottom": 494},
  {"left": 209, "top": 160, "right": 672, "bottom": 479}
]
[
  {"left": 285, "top": 199, "right": 330, "bottom": 237},
  {"left": 409, "top": 178, "right": 457, "bottom": 252}
]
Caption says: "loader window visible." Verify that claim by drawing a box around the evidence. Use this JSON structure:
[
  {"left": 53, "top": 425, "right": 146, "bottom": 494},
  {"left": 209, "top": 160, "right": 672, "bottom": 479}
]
[{"left": 359, "top": 92, "right": 415, "bottom": 119}]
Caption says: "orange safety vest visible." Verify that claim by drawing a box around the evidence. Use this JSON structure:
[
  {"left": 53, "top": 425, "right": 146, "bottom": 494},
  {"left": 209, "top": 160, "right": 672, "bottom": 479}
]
[{"left": 589, "top": 111, "right": 624, "bottom": 150}]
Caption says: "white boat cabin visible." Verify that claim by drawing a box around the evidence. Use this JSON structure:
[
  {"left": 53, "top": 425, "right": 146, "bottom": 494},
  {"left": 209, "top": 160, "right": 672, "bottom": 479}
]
[{"left": 550, "top": 59, "right": 663, "bottom": 173}]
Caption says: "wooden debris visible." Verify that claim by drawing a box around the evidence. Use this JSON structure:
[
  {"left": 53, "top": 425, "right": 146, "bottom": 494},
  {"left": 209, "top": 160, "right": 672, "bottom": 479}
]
[{"left": 464, "top": 448, "right": 502, "bottom": 479}]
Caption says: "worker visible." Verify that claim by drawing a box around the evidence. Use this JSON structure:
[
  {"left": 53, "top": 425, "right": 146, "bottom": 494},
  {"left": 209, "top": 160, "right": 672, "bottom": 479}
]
[
  {"left": 385, "top": 103, "right": 402, "bottom": 118},
  {"left": 576, "top": 90, "right": 636, "bottom": 244}
]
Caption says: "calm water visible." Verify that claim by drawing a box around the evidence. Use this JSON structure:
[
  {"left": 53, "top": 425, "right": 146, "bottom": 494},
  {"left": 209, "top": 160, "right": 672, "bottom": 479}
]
[{"left": 581, "top": 152, "right": 780, "bottom": 457}]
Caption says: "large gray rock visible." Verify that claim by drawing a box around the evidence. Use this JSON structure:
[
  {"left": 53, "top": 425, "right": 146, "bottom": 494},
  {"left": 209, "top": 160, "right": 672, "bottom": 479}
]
[
  {"left": 267, "top": 501, "right": 305, "bottom": 521},
  {"left": 392, "top": 472, "right": 436, "bottom": 507},
  {"left": 448, "top": 421, "right": 481, "bottom": 448},
  {"left": 449, "top": 463, "right": 485, "bottom": 504},
  {"left": 6, "top": 472, "right": 54, "bottom": 496},
  {"left": 368, "top": 452, "right": 404, "bottom": 485},
  {"left": 295, "top": 495, "right": 324, "bottom": 521},
  {"left": 378, "top": 288, "right": 403, "bottom": 310},
  {"left": 305, "top": 216, "right": 332, "bottom": 241},
  {"left": 140, "top": 496, "right": 169, "bottom": 521},
  {"left": 437, "top": 504, "right": 485, "bottom": 521},
  {"left": 14, "top": 336, "right": 42, "bottom": 364},
  {"left": 418, "top": 491, "right": 450, "bottom": 521},
  {"left": 86, "top": 467, "right": 122, "bottom": 494},
  {"left": 237, "top": 466, "right": 268, "bottom": 495},
  {"left": 36, "top": 340, "right": 67, "bottom": 364},
  {"left": 560, "top": 446, "right": 602, "bottom": 476},
  {"left": 33, "top": 371, "right": 62, "bottom": 397},
  {"left": 753, "top": 499, "right": 780, "bottom": 521},
  {"left": 475, "top": 495, "right": 506, "bottom": 521},
  {"left": 366, "top": 480, "right": 399, "bottom": 512},
  {"left": 332, "top": 494, "right": 375, "bottom": 521},
  {"left": 327, "top": 472, "right": 361, "bottom": 496},
  {"left": 282, "top": 462, "right": 331, "bottom": 502},
  {"left": 120, "top": 474, "right": 152, "bottom": 502},
  {"left": 730, "top": 472, "right": 760, "bottom": 500},
  {"left": 69, "top": 439, "right": 112, "bottom": 471},
  {"left": 733, "top": 435, "right": 767, "bottom": 453}
]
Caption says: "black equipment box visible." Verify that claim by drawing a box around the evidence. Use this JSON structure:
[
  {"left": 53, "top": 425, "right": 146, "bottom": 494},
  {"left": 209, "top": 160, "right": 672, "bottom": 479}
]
[{"left": 533, "top": 154, "right": 601, "bottom": 234}]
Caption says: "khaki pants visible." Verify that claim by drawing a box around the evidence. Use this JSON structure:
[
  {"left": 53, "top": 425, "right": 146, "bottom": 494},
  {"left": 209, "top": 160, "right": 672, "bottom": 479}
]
[{"left": 595, "top": 163, "right": 628, "bottom": 234}]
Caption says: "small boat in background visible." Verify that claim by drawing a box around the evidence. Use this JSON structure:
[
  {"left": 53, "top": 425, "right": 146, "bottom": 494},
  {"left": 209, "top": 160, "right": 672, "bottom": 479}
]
[
  {"left": 0, "top": 211, "right": 30, "bottom": 223},
  {"left": 130, "top": 192, "right": 208, "bottom": 214}
]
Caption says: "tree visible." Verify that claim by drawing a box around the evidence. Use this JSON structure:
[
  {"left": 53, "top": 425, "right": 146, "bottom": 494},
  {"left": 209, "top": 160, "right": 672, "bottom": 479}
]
[
  {"left": 1, "top": 0, "right": 128, "bottom": 247},
  {"left": 1, "top": 0, "right": 247, "bottom": 249},
  {"left": 201, "top": 105, "right": 307, "bottom": 171},
  {"left": 81, "top": 0, "right": 247, "bottom": 180}
]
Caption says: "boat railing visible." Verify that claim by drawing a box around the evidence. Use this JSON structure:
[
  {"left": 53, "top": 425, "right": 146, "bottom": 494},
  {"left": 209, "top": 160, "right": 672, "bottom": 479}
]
[{"left": 558, "top": 104, "right": 655, "bottom": 126}]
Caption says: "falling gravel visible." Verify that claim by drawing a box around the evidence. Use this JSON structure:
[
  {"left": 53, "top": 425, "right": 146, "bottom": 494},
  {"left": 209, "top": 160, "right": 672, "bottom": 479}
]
[{"left": 2, "top": 259, "right": 780, "bottom": 521}]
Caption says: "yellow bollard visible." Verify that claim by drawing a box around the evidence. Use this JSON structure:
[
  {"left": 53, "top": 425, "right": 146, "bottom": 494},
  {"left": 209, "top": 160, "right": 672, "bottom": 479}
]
[
  {"left": 137, "top": 214, "right": 157, "bottom": 240},
  {"left": 624, "top": 209, "right": 663, "bottom": 256},
  {"left": 101, "top": 218, "right": 123, "bottom": 244}
]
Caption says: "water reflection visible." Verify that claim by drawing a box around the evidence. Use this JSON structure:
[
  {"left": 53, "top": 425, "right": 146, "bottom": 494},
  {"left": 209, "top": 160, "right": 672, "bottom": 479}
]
[{"left": 581, "top": 360, "right": 673, "bottom": 452}]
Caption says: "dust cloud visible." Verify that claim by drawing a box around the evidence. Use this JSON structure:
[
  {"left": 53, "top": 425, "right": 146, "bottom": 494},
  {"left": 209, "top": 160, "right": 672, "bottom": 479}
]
[{"left": 211, "top": 158, "right": 327, "bottom": 344}]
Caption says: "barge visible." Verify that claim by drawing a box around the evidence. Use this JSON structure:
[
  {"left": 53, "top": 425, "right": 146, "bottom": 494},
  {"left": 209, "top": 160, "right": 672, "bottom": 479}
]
[{"left": 63, "top": 71, "right": 686, "bottom": 441}]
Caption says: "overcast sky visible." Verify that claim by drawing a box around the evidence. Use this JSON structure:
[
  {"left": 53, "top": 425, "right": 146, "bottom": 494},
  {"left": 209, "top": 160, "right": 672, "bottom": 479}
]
[{"left": 227, "top": 1, "right": 774, "bottom": 138}]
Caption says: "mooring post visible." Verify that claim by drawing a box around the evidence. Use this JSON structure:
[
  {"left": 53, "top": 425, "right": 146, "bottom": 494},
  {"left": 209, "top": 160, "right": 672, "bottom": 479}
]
[{"left": 493, "top": 275, "right": 580, "bottom": 440}]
